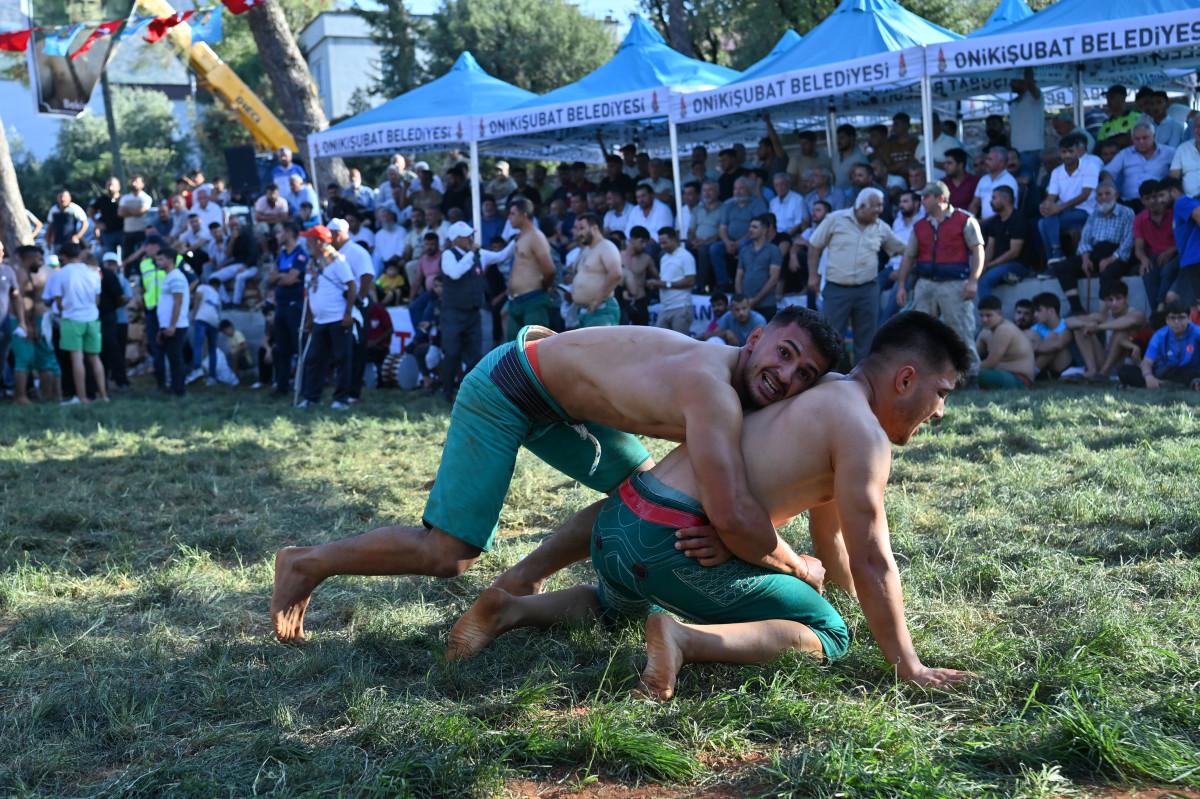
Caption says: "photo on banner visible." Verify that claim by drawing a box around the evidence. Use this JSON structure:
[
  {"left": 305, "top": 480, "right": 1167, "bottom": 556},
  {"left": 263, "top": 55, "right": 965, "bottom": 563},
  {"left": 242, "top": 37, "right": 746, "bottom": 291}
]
[{"left": 26, "top": 0, "right": 136, "bottom": 117}]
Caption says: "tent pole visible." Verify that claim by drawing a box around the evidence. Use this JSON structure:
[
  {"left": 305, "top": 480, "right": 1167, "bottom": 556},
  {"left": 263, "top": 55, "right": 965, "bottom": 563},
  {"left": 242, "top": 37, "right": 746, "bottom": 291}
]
[
  {"left": 469, "top": 141, "right": 482, "bottom": 246},
  {"left": 1073, "top": 66, "right": 1084, "bottom": 129},
  {"left": 920, "top": 48, "right": 934, "bottom": 183},
  {"left": 825, "top": 104, "right": 836, "bottom": 162},
  {"left": 668, "top": 119, "right": 684, "bottom": 230}
]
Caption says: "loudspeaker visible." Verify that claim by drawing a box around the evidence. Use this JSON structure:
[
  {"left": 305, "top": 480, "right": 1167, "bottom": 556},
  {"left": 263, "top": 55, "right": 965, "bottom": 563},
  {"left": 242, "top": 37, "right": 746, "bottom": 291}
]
[{"left": 225, "top": 145, "right": 261, "bottom": 200}]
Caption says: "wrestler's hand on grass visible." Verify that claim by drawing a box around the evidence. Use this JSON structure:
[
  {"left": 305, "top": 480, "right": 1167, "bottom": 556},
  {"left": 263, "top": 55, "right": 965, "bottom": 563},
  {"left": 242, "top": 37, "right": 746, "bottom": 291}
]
[
  {"left": 674, "top": 525, "right": 733, "bottom": 566},
  {"left": 902, "top": 664, "right": 978, "bottom": 689}
]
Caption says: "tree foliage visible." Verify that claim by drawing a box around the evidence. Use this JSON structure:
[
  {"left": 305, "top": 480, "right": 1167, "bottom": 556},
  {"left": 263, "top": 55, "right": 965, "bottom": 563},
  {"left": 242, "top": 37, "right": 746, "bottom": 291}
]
[
  {"left": 354, "top": 0, "right": 426, "bottom": 101},
  {"left": 425, "top": 0, "right": 616, "bottom": 94}
]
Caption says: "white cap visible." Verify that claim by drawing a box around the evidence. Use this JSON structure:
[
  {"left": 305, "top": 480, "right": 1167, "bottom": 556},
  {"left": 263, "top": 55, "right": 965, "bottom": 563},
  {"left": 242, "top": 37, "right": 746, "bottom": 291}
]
[
  {"left": 196, "top": 183, "right": 214, "bottom": 195},
  {"left": 102, "top": 252, "right": 120, "bottom": 262},
  {"left": 327, "top": 218, "right": 349, "bottom": 232},
  {"left": 448, "top": 221, "right": 474, "bottom": 240},
  {"left": 414, "top": 161, "right": 430, "bottom": 171},
  {"left": 46, "top": 254, "right": 60, "bottom": 266}
]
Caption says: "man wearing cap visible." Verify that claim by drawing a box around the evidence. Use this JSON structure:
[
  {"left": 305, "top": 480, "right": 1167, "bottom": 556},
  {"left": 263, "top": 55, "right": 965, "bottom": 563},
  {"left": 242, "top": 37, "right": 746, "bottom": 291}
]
[
  {"left": 297, "top": 225, "right": 357, "bottom": 409},
  {"left": 329, "top": 218, "right": 375, "bottom": 403},
  {"left": 487, "top": 161, "right": 518, "bottom": 213},
  {"left": 438, "top": 220, "right": 517, "bottom": 402},
  {"left": 1098, "top": 85, "right": 1141, "bottom": 150},
  {"left": 271, "top": 147, "right": 307, "bottom": 185},
  {"left": 894, "top": 181, "right": 984, "bottom": 382}
]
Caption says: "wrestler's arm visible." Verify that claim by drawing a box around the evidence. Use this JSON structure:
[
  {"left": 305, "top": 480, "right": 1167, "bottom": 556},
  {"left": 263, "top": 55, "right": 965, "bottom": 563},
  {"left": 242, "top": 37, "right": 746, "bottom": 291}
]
[
  {"left": 834, "top": 431, "right": 972, "bottom": 687},
  {"left": 808, "top": 502, "right": 856, "bottom": 597}
]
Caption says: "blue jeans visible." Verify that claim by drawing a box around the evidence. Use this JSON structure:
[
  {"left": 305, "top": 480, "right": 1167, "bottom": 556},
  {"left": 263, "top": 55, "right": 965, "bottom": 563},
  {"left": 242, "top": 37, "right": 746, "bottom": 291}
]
[
  {"left": 1142, "top": 255, "right": 1179, "bottom": 310},
  {"left": 192, "top": 320, "right": 219, "bottom": 374},
  {"left": 146, "top": 312, "right": 164, "bottom": 389},
  {"left": 1038, "top": 208, "right": 1089, "bottom": 259},
  {"left": 708, "top": 239, "right": 751, "bottom": 289},
  {"left": 99, "top": 231, "right": 123, "bottom": 257},
  {"left": 977, "top": 262, "right": 1031, "bottom": 300}
]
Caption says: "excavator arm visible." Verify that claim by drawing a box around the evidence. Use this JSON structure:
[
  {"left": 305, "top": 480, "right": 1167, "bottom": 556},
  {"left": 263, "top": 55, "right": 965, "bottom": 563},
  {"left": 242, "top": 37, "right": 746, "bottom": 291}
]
[{"left": 135, "top": 0, "right": 297, "bottom": 153}]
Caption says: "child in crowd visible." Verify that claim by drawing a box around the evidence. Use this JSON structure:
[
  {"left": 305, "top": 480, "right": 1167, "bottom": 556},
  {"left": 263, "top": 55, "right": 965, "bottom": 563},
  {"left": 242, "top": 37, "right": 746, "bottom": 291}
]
[
  {"left": 376, "top": 258, "right": 407, "bottom": 307},
  {"left": 219, "top": 318, "right": 252, "bottom": 377}
]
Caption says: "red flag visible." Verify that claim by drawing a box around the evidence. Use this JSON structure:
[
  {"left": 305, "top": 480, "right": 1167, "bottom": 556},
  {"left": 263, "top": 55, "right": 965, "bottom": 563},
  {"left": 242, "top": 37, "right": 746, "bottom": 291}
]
[
  {"left": 222, "top": 0, "right": 266, "bottom": 15},
  {"left": 144, "top": 11, "right": 193, "bottom": 43},
  {"left": 69, "top": 20, "right": 123, "bottom": 60},
  {"left": 0, "top": 29, "right": 33, "bottom": 52}
]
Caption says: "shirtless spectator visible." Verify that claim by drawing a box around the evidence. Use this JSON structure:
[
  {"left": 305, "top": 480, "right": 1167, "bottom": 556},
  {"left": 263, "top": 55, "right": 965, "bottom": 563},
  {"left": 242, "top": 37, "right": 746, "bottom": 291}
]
[
  {"left": 569, "top": 214, "right": 623, "bottom": 328},
  {"left": 271, "top": 308, "right": 843, "bottom": 645},
  {"left": 1012, "top": 298, "right": 1034, "bottom": 331},
  {"left": 976, "top": 296, "right": 1036, "bottom": 389},
  {"left": 620, "top": 226, "right": 655, "bottom": 325},
  {"left": 448, "top": 311, "right": 976, "bottom": 695},
  {"left": 1027, "top": 292, "right": 1074, "bottom": 379},
  {"left": 1116, "top": 300, "right": 1200, "bottom": 389},
  {"left": 504, "top": 197, "right": 556, "bottom": 341},
  {"left": 11, "top": 245, "right": 61, "bottom": 403},
  {"left": 1065, "top": 279, "right": 1146, "bottom": 381}
]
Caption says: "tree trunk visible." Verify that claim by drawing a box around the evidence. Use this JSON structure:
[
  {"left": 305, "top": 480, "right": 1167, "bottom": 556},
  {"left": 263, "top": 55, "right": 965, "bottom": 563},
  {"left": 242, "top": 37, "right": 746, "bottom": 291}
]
[
  {"left": 0, "top": 111, "right": 34, "bottom": 255},
  {"left": 244, "top": 0, "right": 348, "bottom": 191},
  {"left": 667, "top": 0, "right": 692, "bottom": 56}
]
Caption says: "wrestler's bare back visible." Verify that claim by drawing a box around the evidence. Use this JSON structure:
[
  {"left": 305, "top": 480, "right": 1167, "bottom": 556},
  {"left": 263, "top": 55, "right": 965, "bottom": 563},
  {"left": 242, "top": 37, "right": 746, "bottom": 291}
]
[{"left": 536, "top": 326, "right": 743, "bottom": 441}]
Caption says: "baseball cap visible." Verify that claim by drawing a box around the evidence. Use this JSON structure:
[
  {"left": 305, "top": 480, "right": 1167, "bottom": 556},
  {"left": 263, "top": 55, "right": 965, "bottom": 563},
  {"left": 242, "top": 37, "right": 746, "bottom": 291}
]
[
  {"left": 1054, "top": 110, "right": 1074, "bottom": 121},
  {"left": 102, "top": 252, "right": 120, "bottom": 263},
  {"left": 494, "top": 160, "right": 509, "bottom": 171},
  {"left": 327, "top": 218, "right": 349, "bottom": 232},
  {"left": 917, "top": 180, "right": 950, "bottom": 199},
  {"left": 46, "top": 254, "right": 60, "bottom": 267},
  {"left": 300, "top": 225, "right": 333, "bottom": 243},
  {"left": 448, "top": 221, "right": 474, "bottom": 240},
  {"left": 414, "top": 160, "right": 430, "bottom": 171}
]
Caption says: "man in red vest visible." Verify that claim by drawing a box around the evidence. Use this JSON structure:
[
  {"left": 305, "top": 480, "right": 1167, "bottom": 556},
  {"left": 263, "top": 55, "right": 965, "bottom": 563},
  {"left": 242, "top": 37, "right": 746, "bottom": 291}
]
[{"left": 894, "top": 181, "right": 984, "bottom": 383}]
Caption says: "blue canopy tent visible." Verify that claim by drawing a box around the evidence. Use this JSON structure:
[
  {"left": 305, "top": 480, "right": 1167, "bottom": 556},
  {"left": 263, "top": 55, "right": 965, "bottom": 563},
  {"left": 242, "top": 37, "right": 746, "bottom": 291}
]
[
  {"left": 968, "top": 0, "right": 1033, "bottom": 38},
  {"left": 306, "top": 51, "right": 536, "bottom": 240},
  {"left": 744, "top": 30, "right": 803, "bottom": 75}
]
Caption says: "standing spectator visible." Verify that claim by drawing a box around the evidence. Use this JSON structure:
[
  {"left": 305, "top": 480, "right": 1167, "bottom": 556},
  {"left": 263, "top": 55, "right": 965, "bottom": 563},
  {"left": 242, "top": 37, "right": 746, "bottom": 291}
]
[
  {"left": 55, "top": 243, "right": 108, "bottom": 404},
  {"left": 118, "top": 174, "right": 152, "bottom": 254},
  {"left": 649, "top": 226, "right": 695, "bottom": 333},
  {"left": 283, "top": 175, "right": 319, "bottom": 223},
  {"left": 976, "top": 295, "right": 1036, "bottom": 389},
  {"left": 881, "top": 113, "right": 920, "bottom": 178},
  {"left": 90, "top": 177, "right": 123, "bottom": 256},
  {"left": 1161, "top": 177, "right": 1200, "bottom": 310},
  {"left": 270, "top": 146, "right": 307, "bottom": 185},
  {"left": 151, "top": 202, "right": 173, "bottom": 238},
  {"left": 689, "top": 180, "right": 723, "bottom": 292},
  {"left": 786, "top": 130, "right": 829, "bottom": 188},
  {"left": 507, "top": 166, "right": 543, "bottom": 214},
  {"left": 1168, "top": 116, "right": 1200, "bottom": 198},
  {"left": 478, "top": 197, "right": 504, "bottom": 247},
  {"left": 375, "top": 164, "right": 412, "bottom": 219},
  {"left": 942, "top": 149, "right": 979, "bottom": 211},
  {"left": 11, "top": 246, "right": 60, "bottom": 404},
  {"left": 344, "top": 168, "right": 376, "bottom": 212},
  {"left": 97, "top": 252, "right": 129, "bottom": 393},
  {"left": 1134, "top": 180, "right": 1178, "bottom": 312},
  {"left": 639, "top": 158, "right": 675, "bottom": 205},
  {"left": 603, "top": 188, "right": 633, "bottom": 236},
  {"left": 984, "top": 114, "right": 1009, "bottom": 150},
  {"left": 486, "top": 161, "right": 517, "bottom": 212},
  {"left": 155, "top": 247, "right": 190, "bottom": 397},
  {"left": 1143, "top": 91, "right": 1187, "bottom": 148},
  {"left": 598, "top": 155, "right": 637, "bottom": 202},
  {"left": 970, "top": 146, "right": 1019, "bottom": 221},
  {"left": 917, "top": 112, "right": 965, "bottom": 179},
  {"left": 735, "top": 215, "right": 783, "bottom": 321},
  {"left": 807, "top": 188, "right": 906, "bottom": 359},
  {"left": 438, "top": 221, "right": 516, "bottom": 402},
  {"left": 977, "top": 186, "right": 1030, "bottom": 299},
  {"left": 129, "top": 235, "right": 167, "bottom": 390},
  {"left": 716, "top": 148, "right": 748, "bottom": 201},
  {"left": 266, "top": 221, "right": 308, "bottom": 397},
  {"left": 441, "top": 165, "right": 473, "bottom": 219},
  {"left": 328, "top": 218, "right": 375, "bottom": 403},
  {"left": 698, "top": 293, "right": 763, "bottom": 346},
  {"left": 1117, "top": 299, "right": 1200, "bottom": 389},
  {"left": 190, "top": 277, "right": 222, "bottom": 384},
  {"left": 894, "top": 182, "right": 984, "bottom": 382},
  {"left": 1101, "top": 121, "right": 1174, "bottom": 212},
  {"left": 620, "top": 226, "right": 654, "bottom": 325},
  {"left": 710, "top": 178, "right": 767, "bottom": 292},
  {"left": 531, "top": 163, "right": 553, "bottom": 205},
  {"left": 1098, "top": 85, "right": 1141, "bottom": 150},
  {"left": 830, "top": 124, "right": 868, "bottom": 191},
  {"left": 1039, "top": 135, "right": 1099, "bottom": 267},
  {"left": 754, "top": 114, "right": 789, "bottom": 178},
  {"left": 1009, "top": 68, "right": 1045, "bottom": 176},
  {"left": 1053, "top": 181, "right": 1135, "bottom": 316},
  {"left": 804, "top": 165, "right": 845, "bottom": 217},
  {"left": 45, "top": 190, "right": 90, "bottom": 253},
  {"left": 0, "top": 241, "right": 28, "bottom": 393},
  {"left": 297, "top": 225, "right": 356, "bottom": 409},
  {"left": 625, "top": 184, "right": 673, "bottom": 242}
]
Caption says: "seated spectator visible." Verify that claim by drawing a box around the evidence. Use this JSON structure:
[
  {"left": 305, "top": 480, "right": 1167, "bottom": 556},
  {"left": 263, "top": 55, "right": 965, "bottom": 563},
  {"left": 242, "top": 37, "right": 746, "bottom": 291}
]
[
  {"left": 1168, "top": 115, "right": 1200, "bottom": 198},
  {"left": 1116, "top": 299, "right": 1200, "bottom": 389},
  {"left": 1065, "top": 278, "right": 1146, "bottom": 380},
  {"left": 1098, "top": 85, "right": 1141, "bottom": 150},
  {"left": 486, "top": 161, "right": 517, "bottom": 211},
  {"left": 1012, "top": 297, "right": 1034, "bottom": 331},
  {"left": 1039, "top": 134, "right": 1099, "bottom": 267},
  {"left": 270, "top": 146, "right": 307, "bottom": 185},
  {"left": 977, "top": 186, "right": 1031, "bottom": 299},
  {"left": 970, "top": 146, "right": 1018, "bottom": 222},
  {"left": 478, "top": 196, "right": 504, "bottom": 246},
  {"left": 639, "top": 158, "right": 674, "bottom": 205},
  {"left": 904, "top": 162, "right": 926, "bottom": 196},
  {"left": 708, "top": 178, "right": 767, "bottom": 291},
  {"left": 376, "top": 258, "right": 407, "bottom": 307},
  {"left": 1027, "top": 292, "right": 1074, "bottom": 379},
  {"left": 190, "top": 276, "right": 222, "bottom": 384},
  {"left": 1162, "top": 177, "right": 1200, "bottom": 310},
  {"left": 411, "top": 232, "right": 443, "bottom": 297},
  {"left": 570, "top": 161, "right": 595, "bottom": 196},
  {"left": 1101, "top": 121, "right": 1175, "bottom": 213},
  {"left": 1007, "top": 147, "right": 1042, "bottom": 220},
  {"left": 409, "top": 169, "right": 443, "bottom": 213},
  {"left": 1053, "top": 181, "right": 1134, "bottom": 316},
  {"left": 976, "top": 295, "right": 1036, "bottom": 389},
  {"left": 254, "top": 183, "right": 290, "bottom": 241},
  {"left": 845, "top": 163, "right": 892, "bottom": 224},
  {"left": 344, "top": 210, "right": 374, "bottom": 253},
  {"left": 689, "top": 180, "right": 723, "bottom": 292},
  {"left": 441, "top": 165, "right": 472, "bottom": 219},
  {"left": 830, "top": 123, "right": 868, "bottom": 191},
  {"left": 1134, "top": 180, "right": 1179, "bottom": 312},
  {"left": 1051, "top": 110, "right": 1096, "bottom": 155},
  {"left": 878, "top": 191, "right": 924, "bottom": 322},
  {"left": 716, "top": 148, "right": 747, "bottom": 201},
  {"left": 219, "top": 318, "right": 252, "bottom": 375},
  {"left": 804, "top": 165, "right": 845, "bottom": 219},
  {"left": 985, "top": 114, "right": 1009, "bottom": 150},
  {"left": 881, "top": 112, "right": 919, "bottom": 178},
  {"left": 282, "top": 175, "right": 318, "bottom": 224},
  {"left": 769, "top": 172, "right": 807, "bottom": 244},
  {"left": 602, "top": 189, "right": 632, "bottom": 236},
  {"left": 298, "top": 201, "right": 319, "bottom": 230},
  {"left": 323, "top": 183, "right": 356, "bottom": 223},
  {"left": 787, "top": 199, "right": 832, "bottom": 306},
  {"left": 598, "top": 155, "right": 637, "bottom": 202},
  {"left": 1094, "top": 139, "right": 1121, "bottom": 167},
  {"left": 942, "top": 148, "right": 979, "bottom": 211},
  {"left": 699, "top": 292, "right": 728, "bottom": 339},
  {"left": 1143, "top": 90, "right": 1187, "bottom": 148},
  {"left": 698, "top": 292, "right": 763, "bottom": 346}
]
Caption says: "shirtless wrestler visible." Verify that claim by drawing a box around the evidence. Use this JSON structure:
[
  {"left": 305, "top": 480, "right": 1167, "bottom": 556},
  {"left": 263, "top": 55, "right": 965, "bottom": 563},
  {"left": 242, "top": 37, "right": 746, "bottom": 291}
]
[
  {"left": 270, "top": 306, "right": 844, "bottom": 643},
  {"left": 503, "top": 197, "right": 557, "bottom": 342},
  {"left": 570, "top": 214, "right": 624, "bottom": 328},
  {"left": 448, "top": 311, "right": 977, "bottom": 696}
]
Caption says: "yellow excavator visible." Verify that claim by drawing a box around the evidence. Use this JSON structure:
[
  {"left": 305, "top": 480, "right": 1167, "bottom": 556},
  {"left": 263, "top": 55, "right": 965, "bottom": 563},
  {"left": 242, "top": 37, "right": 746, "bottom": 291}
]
[{"left": 135, "top": 0, "right": 297, "bottom": 153}]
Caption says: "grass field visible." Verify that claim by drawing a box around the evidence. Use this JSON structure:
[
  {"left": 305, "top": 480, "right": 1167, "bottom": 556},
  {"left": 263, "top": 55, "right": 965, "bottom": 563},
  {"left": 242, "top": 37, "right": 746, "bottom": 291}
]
[{"left": 1, "top": 384, "right": 1199, "bottom": 798}]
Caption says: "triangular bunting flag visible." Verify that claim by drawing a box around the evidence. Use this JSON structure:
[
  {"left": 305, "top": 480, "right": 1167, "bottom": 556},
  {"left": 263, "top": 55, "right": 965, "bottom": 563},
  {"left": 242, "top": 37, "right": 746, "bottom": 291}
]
[
  {"left": 119, "top": 16, "right": 154, "bottom": 41},
  {"left": 190, "top": 6, "right": 223, "bottom": 44},
  {"left": 70, "top": 20, "right": 124, "bottom": 61},
  {"left": 222, "top": 0, "right": 266, "bottom": 15},
  {"left": 144, "top": 11, "right": 193, "bottom": 43},
  {"left": 43, "top": 23, "right": 86, "bottom": 57},
  {"left": 0, "top": 30, "right": 33, "bottom": 52}
]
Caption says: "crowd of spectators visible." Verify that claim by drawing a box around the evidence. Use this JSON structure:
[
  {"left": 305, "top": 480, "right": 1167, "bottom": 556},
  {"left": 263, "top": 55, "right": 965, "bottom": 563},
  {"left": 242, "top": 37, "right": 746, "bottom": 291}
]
[{"left": 5, "top": 78, "right": 1200, "bottom": 406}]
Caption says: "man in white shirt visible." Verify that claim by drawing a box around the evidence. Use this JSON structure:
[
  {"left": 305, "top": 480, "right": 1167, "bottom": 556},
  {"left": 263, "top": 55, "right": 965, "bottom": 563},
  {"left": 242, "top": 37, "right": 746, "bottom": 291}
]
[
  {"left": 344, "top": 210, "right": 375, "bottom": 252},
  {"left": 156, "top": 247, "right": 192, "bottom": 397},
  {"left": 297, "top": 225, "right": 357, "bottom": 409},
  {"left": 329, "top": 218, "right": 377, "bottom": 403},
  {"left": 970, "top": 146, "right": 1019, "bottom": 221},
  {"left": 374, "top": 208, "right": 409, "bottom": 278},
  {"left": 602, "top": 189, "right": 633, "bottom": 235},
  {"left": 55, "top": 242, "right": 108, "bottom": 404},
  {"left": 1039, "top": 134, "right": 1099, "bottom": 265},
  {"left": 1009, "top": 68, "right": 1046, "bottom": 177},
  {"left": 119, "top": 173, "right": 153, "bottom": 253},
  {"left": 1168, "top": 115, "right": 1200, "bottom": 198},
  {"left": 625, "top": 185, "right": 673, "bottom": 244},
  {"left": 638, "top": 158, "right": 674, "bottom": 205},
  {"left": 649, "top": 226, "right": 696, "bottom": 334},
  {"left": 769, "top": 173, "right": 808, "bottom": 241},
  {"left": 46, "top": 190, "right": 90, "bottom": 253},
  {"left": 208, "top": 214, "right": 258, "bottom": 307},
  {"left": 191, "top": 187, "right": 226, "bottom": 235}
]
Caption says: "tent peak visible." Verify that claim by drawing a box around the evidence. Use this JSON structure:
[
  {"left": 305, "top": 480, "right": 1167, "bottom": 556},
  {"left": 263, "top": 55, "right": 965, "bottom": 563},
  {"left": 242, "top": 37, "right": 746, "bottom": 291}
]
[
  {"left": 839, "top": 0, "right": 901, "bottom": 14},
  {"left": 621, "top": 15, "right": 667, "bottom": 49},
  {"left": 451, "top": 51, "right": 482, "bottom": 72}
]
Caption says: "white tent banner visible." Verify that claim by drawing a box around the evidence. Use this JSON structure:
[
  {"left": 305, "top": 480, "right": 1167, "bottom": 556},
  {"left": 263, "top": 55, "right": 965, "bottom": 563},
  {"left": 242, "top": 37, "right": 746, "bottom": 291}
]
[
  {"left": 477, "top": 88, "right": 667, "bottom": 139},
  {"left": 930, "top": 9, "right": 1200, "bottom": 75},
  {"left": 307, "top": 114, "right": 475, "bottom": 160},
  {"left": 671, "top": 49, "right": 927, "bottom": 123}
]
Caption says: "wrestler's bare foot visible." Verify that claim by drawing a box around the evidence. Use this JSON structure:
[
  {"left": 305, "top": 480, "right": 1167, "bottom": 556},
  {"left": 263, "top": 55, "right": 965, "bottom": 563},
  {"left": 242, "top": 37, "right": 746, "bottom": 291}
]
[
  {"left": 489, "top": 567, "right": 544, "bottom": 598},
  {"left": 271, "top": 547, "right": 320, "bottom": 644},
  {"left": 446, "top": 587, "right": 518, "bottom": 661},
  {"left": 635, "top": 613, "right": 687, "bottom": 702}
]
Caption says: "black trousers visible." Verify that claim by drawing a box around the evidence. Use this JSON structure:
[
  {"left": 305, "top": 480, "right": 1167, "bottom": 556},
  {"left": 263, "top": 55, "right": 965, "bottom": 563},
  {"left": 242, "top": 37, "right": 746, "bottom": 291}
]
[
  {"left": 302, "top": 321, "right": 352, "bottom": 403},
  {"left": 1117, "top": 363, "right": 1200, "bottom": 388},
  {"left": 273, "top": 300, "right": 303, "bottom": 393},
  {"left": 349, "top": 301, "right": 368, "bottom": 400},
  {"left": 161, "top": 328, "right": 186, "bottom": 396},
  {"left": 147, "top": 312, "right": 164, "bottom": 390},
  {"left": 100, "top": 313, "right": 128, "bottom": 388},
  {"left": 1055, "top": 241, "right": 1134, "bottom": 296},
  {"left": 439, "top": 306, "right": 481, "bottom": 400}
]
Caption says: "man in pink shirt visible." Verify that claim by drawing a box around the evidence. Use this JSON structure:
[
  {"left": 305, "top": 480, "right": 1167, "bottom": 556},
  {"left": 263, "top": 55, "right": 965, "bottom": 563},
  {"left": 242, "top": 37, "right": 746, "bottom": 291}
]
[{"left": 414, "top": 232, "right": 443, "bottom": 297}]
